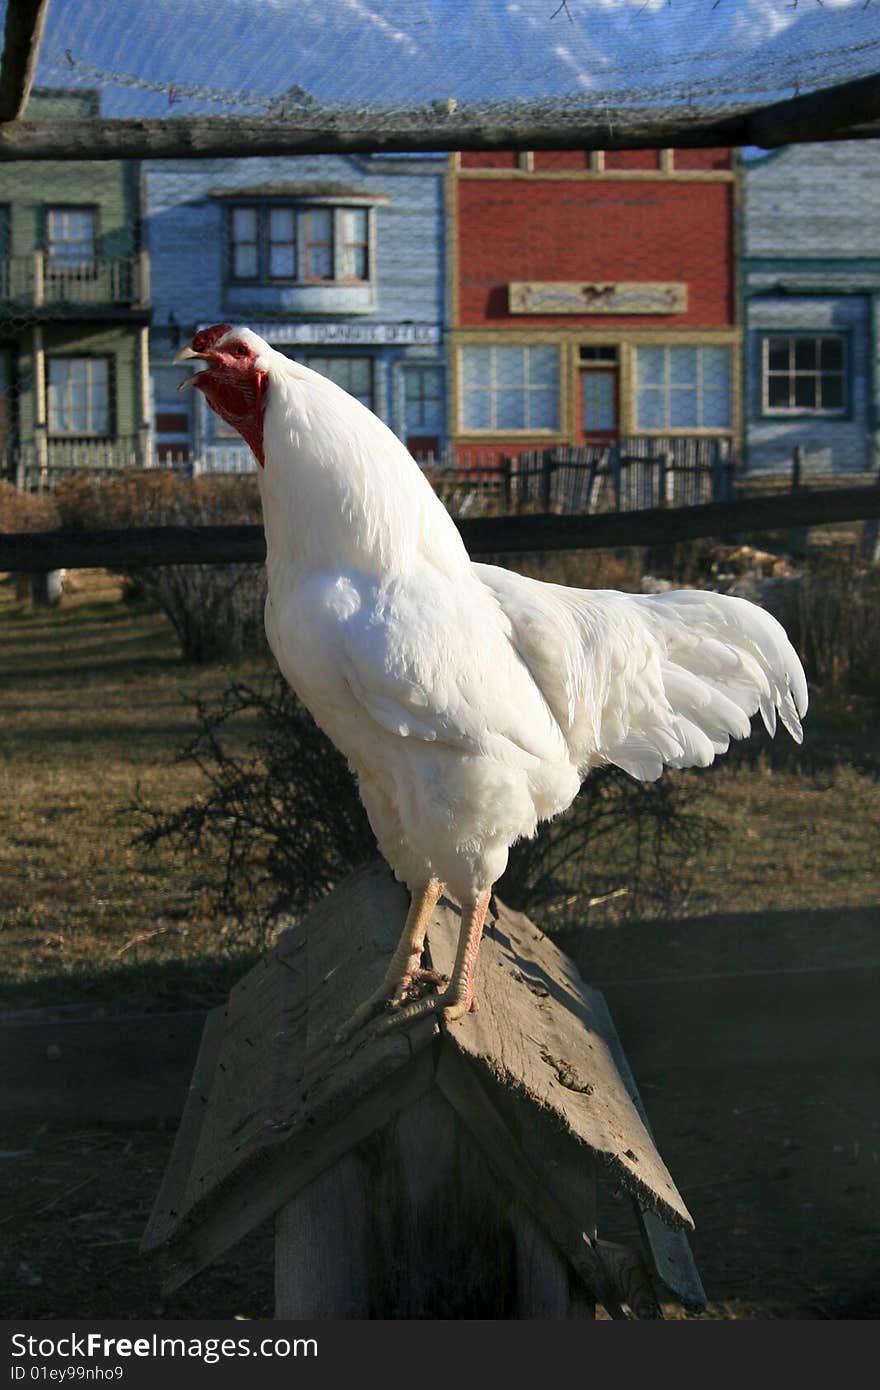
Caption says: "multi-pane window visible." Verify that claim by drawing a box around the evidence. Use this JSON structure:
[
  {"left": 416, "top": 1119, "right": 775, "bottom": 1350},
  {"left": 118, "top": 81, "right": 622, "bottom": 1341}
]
[
  {"left": 228, "top": 204, "right": 372, "bottom": 284},
  {"left": 460, "top": 345, "right": 560, "bottom": 431},
  {"left": 306, "top": 356, "right": 374, "bottom": 410},
  {"left": 761, "top": 335, "right": 846, "bottom": 414},
  {"left": 635, "top": 345, "right": 732, "bottom": 430},
  {"left": 46, "top": 208, "right": 98, "bottom": 274},
  {"left": 403, "top": 365, "right": 443, "bottom": 435},
  {"left": 47, "top": 357, "right": 111, "bottom": 435}
]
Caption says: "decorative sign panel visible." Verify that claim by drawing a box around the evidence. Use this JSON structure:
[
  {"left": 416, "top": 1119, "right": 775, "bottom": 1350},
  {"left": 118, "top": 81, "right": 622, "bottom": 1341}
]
[
  {"left": 199, "top": 321, "right": 441, "bottom": 346},
  {"left": 509, "top": 282, "right": 688, "bottom": 315}
]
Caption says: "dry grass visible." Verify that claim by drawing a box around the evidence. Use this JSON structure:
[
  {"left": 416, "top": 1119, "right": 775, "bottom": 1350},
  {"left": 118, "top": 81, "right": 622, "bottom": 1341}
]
[
  {"left": 0, "top": 569, "right": 272, "bottom": 1008},
  {"left": 2, "top": 563, "right": 880, "bottom": 1011}
]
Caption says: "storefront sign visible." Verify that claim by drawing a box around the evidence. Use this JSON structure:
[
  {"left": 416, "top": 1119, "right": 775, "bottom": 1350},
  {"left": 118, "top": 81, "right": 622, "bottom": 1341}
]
[
  {"left": 508, "top": 282, "right": 687, "bottom": 315},
  {"left": 239, "top": 322, "right": 442, "bottom": 346}
]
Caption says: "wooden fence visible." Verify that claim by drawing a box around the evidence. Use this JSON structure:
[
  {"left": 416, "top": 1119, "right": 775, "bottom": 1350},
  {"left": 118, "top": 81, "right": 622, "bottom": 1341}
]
[
  {"left": 5, "top": 484, "right": 880, "bottom": 573},
  {"left": 423, "top": 440, "right": 734, "bottom": 518}
]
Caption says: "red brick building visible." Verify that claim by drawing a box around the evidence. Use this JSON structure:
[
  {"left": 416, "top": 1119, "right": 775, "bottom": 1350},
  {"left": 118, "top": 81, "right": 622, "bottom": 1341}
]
[{"left": 447, "top": 149, "right": 738, "bottom": 463}]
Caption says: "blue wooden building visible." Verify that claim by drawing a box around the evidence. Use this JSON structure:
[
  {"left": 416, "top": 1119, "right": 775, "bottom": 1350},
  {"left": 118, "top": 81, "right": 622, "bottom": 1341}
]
[
  {"left": 144, "top": 154, "right": 446, "bottom": 468},
  {"left": 742, "top": 140, "right": 880, "bottom": 475}
]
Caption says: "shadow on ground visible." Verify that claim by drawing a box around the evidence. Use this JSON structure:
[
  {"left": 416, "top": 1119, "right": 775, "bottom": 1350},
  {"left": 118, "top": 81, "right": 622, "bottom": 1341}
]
[{"left": 2, "top": 906, "right": 878, "bottom": 1319}]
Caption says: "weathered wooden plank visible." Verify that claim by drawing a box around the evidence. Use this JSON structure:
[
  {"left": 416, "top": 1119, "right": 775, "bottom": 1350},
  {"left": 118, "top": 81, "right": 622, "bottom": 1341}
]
[
  {"left": 366, "top": 1087, "right": 526, "bottom": 1318},
  {"left": 0, "top": 109, "right": 747, "bottom": 163},
  {"left": 5, "top": 483, "right": 880, "bottom": 573},
  {"left": 151, "top": 1045, "right": 436, "bottom": 1295},
  {"left": 275, "top": 1151, "right": 372, "bottom": 1319},
  {"left": 0, "top": 523, "right": 266, "bottom": 572},
  {"left": 428, "top": 895, "right": 693, "bottom": 1231},
  {"left": 142, "top": 864, "right": 440, "bottom": 1291},
  {"left": 3, "top": 69, "right": 880, "bottom": 163},
  {"left": 435, "top": 1043, "right": 629, "bottom": 1316},
  {"left": 511, "top": 1202, "right": 581, "bottom": 1319},
  {"left": 0, "top": 0, "right": 50, "bottom": 124},
  {"left": 142, "top": 863, "right": 695, "bottom": 1310}
]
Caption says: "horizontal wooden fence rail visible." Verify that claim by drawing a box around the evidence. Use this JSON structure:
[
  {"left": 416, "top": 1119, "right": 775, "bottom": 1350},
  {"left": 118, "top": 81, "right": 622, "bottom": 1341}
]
[{"left": 3, "top": 485, "right": 880, "bottom": 573}]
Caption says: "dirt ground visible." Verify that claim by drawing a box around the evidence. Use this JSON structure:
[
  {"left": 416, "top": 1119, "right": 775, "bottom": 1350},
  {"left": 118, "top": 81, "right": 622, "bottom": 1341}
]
[{"left": 2, "top": 918, "right": 877, "bottom": 1321}]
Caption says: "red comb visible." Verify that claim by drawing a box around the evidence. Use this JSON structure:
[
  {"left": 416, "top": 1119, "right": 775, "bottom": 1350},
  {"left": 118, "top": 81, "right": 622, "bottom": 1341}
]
[{"left": 191, "top": 324, "right": 233, "bottom": 352}]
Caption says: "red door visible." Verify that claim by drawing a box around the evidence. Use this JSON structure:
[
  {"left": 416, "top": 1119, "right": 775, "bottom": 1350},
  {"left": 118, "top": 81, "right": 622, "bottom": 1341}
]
[{"left": 578, "top": 367, "right": 618, "bottom": 446}]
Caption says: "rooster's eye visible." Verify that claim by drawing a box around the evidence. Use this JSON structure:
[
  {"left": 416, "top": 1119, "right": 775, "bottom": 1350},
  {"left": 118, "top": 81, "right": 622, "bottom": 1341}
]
[{"left": 230, "top": 343, "right": 248, "bottom": 357}]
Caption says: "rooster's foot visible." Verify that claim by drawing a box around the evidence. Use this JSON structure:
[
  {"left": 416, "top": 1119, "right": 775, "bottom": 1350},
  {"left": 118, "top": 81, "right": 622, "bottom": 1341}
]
[{"left": 334, "top": 967, "right": 448, "bottom": 1044}]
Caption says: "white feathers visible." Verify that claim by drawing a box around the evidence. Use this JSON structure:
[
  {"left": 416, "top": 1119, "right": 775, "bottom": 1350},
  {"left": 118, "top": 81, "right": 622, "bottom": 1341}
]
[
  {"left": 475, "top": 568, "right": 807, "bottom": 784},
  {"left": 231, "top": 327, "right": 808, "bottom": 899}
]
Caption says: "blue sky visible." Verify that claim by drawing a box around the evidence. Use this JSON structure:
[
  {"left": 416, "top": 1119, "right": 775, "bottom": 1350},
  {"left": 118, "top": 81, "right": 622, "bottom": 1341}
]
[{"left": 20, "top": 0, "right": 880, "bottom": 120}]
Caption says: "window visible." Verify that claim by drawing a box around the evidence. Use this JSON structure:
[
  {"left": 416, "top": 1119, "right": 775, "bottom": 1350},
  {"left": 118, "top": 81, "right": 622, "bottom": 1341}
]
[
  {"left": 306, "top": 356, "right": 374, "bottom": 410},
  {"left": 460, "top": 345, "right": 560, "bottom": 431},
  {"left": 635, "top": 345, "right": 732, "bottom": 430},
  {"left": 403, "top": 365, "right": 443, "bottom": 435},
  {"left": 579, "top": 345, "right": 618, "bottom": 363},
  {"left": 46, "top": 208, "right": 98, "bottom": 274},
  {"left": 47, "top": 357, "right": 111, "bottom": 435},
  {"left": 761, "top": 335, "right": 846, "bottom": 415},
  {"left": 228, "top": 204, "right": 372, "bottom": 284}
]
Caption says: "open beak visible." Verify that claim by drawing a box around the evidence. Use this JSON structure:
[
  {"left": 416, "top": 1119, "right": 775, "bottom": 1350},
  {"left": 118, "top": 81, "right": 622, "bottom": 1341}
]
[{"left": 174, "top": 344, "right": 208, "bottom": 391}]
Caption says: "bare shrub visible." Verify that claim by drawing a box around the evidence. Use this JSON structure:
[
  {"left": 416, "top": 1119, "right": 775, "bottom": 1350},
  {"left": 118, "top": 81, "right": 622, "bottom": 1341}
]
[
  {"left": 134, "top": 675, "right": 377, "bottom": 943},
  {"left": 53, "top": 471, "right": 265, "bottom": 662},
  {"left": 135, "top": 671, "right": 710, "bottom": 942},
  {"left": 794, "top": 552, "right": 880, "bottom": 699},
  {"left": 0, "top": 480, "right": 59, "bottom": 532}
]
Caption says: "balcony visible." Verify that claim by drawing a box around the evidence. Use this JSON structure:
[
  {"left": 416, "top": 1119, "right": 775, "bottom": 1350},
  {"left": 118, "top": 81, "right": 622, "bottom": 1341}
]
[{"left": 0, "top": 251, "right": 150, "bottom": 313}]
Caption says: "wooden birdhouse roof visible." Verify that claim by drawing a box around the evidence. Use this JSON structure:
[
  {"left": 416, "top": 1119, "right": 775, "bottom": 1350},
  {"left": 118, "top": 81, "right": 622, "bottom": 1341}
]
[{"left": 141, "top": 860, "right": 704, "bottom": 1310}]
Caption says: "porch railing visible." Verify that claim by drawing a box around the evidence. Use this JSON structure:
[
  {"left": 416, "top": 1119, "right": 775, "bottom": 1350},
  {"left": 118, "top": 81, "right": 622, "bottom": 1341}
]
[{"left": 0, "top": 251, "right": 150, "bottom": 309}]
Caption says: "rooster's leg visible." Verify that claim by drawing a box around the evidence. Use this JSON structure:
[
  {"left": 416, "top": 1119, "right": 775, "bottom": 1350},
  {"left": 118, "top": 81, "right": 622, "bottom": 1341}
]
[
  {"left": 335, "top": 878, "right": 445, "bottom": 1042},
  {"left": 375, "top": 889, "right": 491, "bottom": 1032}
]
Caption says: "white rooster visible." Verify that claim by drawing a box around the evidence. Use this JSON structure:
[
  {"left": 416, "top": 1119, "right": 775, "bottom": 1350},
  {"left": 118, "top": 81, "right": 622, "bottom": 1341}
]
[{"left": 176, "top": 324, "right": 807, "bottom": 1035}]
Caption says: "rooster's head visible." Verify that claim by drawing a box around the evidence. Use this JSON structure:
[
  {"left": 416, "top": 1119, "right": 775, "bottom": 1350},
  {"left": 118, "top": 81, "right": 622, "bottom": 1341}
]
[{"left": 175, "top": 324, "right": 268, "bottom": 466}]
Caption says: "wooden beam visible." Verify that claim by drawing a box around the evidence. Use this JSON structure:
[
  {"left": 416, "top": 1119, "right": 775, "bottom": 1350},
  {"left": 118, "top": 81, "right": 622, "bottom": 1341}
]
[
  {"left": 0, "top": 0, "right": 50, "bottom": 124},
  {"left": 2, "top": 66, "right": 880, "bottom": 161},
  {"left": 0, "top": 109, "right": 752, "bottom": 162},
  {"left": 2, "top": 485, "right": 880, "bottom": 572},
  {"left": 746, "top": 70, "right": 880, "bottom": 149}
]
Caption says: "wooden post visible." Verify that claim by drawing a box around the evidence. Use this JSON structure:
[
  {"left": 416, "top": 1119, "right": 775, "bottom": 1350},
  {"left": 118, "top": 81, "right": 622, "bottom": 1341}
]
[
  {"left": 789, "top": 444, "right": 807, "bottom": 556},
  {"left": 540, "top": 451, "right": 553, "bottom": 513},
  {"left": 32, "top": 247, "right": 44, "bottom": 308},
  {"left": 32, "top": 323, "right": 47, "bottom": 489},
  {"left": 711, "top": 439, "right": 730, "bottom": 503},
  {"left": 500, "top": 454, "right": 512, "bottom": 514},
  {"left": 137, "top": 248, "right": 150, "bottom": 308},
  {"left": 138, "top": 324, "right": 151, "bottom": 467}
]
